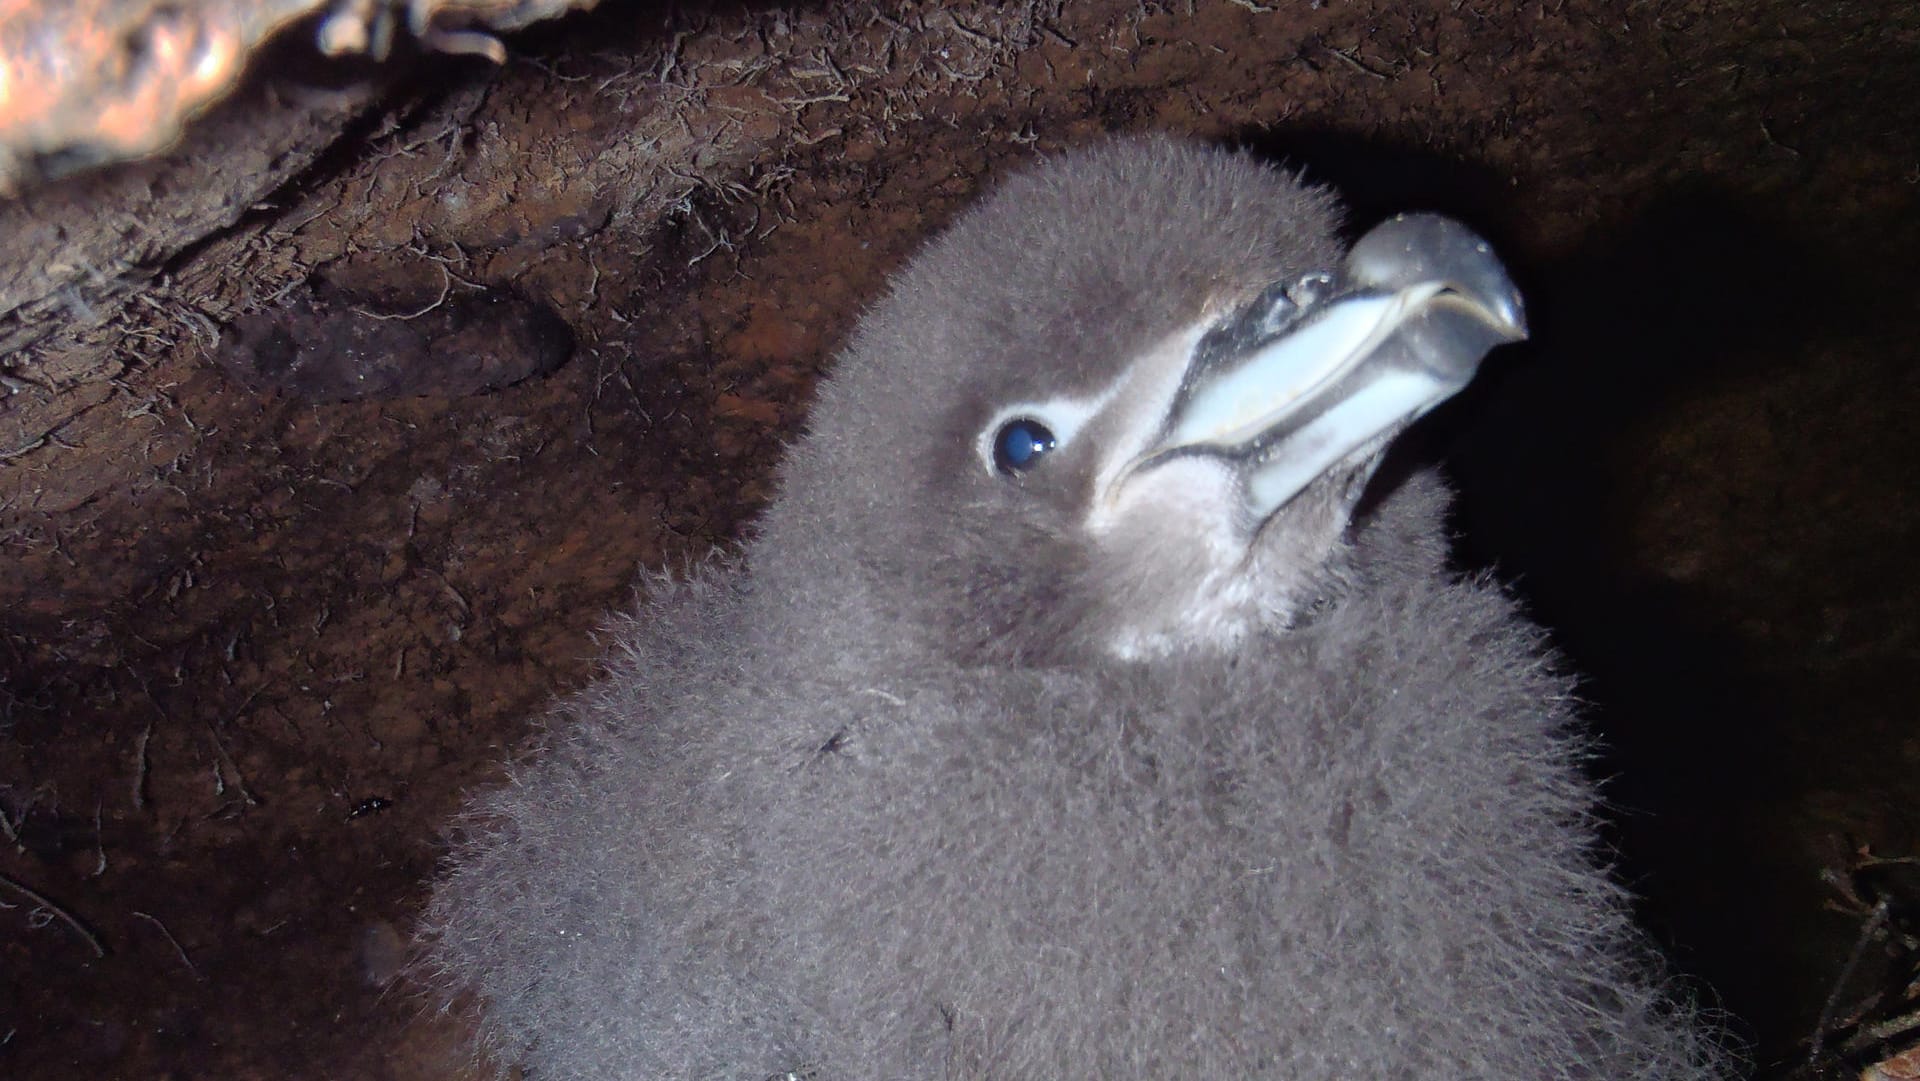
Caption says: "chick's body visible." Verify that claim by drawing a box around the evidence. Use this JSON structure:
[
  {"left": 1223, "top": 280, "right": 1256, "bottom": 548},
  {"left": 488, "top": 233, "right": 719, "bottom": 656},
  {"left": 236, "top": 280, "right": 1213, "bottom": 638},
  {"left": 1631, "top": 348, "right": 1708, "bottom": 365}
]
[{"left": 421, "top": 138, "right": 1721, "bottom": 1081}]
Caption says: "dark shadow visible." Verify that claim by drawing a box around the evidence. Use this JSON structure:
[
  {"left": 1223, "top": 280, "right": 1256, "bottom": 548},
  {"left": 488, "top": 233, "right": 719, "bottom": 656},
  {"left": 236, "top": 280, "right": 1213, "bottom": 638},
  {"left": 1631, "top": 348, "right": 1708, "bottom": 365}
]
[
  {"left": 1435, "top": 188, "right": 1876, "bottom": 1062},
  {"left": 1234, "top": 127, "right": 1522, "bottom": 246}
]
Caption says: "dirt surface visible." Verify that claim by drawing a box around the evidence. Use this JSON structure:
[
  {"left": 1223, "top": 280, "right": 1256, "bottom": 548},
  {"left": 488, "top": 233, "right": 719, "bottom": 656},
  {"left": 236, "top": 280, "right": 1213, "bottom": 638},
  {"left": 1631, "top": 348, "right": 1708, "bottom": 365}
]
[{"left": 2, "top": 0, "right": 1918, "bottom": 1078}]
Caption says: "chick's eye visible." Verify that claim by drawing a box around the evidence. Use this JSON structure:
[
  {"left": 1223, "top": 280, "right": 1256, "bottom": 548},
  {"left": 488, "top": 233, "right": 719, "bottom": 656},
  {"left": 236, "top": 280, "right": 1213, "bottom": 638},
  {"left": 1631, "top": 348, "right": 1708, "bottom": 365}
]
[{"left": 992, "top": 418, "right": 1057, "bottom": 474}]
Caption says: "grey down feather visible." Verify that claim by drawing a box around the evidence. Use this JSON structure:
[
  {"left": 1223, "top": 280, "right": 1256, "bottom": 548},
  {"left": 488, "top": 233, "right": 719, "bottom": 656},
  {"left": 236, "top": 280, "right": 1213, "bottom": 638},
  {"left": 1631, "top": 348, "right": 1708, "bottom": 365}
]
[{"left": 418, "top": 136, "right": 1726, "bottom": 1081}]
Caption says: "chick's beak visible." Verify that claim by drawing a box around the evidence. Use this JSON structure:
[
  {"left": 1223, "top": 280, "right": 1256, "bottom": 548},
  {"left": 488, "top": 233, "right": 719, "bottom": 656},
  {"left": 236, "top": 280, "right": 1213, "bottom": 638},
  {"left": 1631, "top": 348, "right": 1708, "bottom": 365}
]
[{"left": 1148, "top": 213, "right": 1527, "bottom": 520}]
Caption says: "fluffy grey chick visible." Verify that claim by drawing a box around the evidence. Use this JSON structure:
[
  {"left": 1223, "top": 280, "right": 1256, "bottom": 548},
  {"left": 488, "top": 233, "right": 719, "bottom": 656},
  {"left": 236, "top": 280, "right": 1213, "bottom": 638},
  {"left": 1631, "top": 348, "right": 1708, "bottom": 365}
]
[{"left": 419, "top": 136, "right": 1725, "bottom": 1081}]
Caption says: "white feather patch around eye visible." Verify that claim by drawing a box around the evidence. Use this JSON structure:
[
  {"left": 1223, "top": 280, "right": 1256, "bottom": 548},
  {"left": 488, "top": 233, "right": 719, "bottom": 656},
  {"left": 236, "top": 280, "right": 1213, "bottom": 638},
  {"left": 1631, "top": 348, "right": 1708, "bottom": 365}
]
[
  {"left": 975, "top": 323, "right": 1210, "bottom": 479},
  {"left": 976, "top": 392, "right": 1109, "bottom": 476}
]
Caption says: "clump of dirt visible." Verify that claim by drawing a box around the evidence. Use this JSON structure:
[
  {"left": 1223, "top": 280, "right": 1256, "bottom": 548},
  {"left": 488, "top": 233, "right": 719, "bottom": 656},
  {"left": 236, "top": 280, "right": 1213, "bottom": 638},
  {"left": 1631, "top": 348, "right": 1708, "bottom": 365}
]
[{"left": 2, "top": 0, "right": 1918, "bottom": 1078}]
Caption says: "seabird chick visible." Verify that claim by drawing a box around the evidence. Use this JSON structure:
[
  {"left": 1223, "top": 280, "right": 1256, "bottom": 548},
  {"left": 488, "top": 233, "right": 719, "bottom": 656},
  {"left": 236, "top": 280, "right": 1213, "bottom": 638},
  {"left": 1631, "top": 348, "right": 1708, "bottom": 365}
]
[{"left": 420, "top": 136, "right": 1725, "bottom": 1081}]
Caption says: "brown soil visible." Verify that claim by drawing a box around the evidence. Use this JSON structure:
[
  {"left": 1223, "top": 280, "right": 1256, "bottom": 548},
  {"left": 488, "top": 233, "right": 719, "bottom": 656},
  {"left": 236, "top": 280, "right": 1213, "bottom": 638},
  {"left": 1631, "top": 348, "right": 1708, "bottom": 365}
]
[{"left": 2, "top": 0, "right": 1917, "bottom": 1078}]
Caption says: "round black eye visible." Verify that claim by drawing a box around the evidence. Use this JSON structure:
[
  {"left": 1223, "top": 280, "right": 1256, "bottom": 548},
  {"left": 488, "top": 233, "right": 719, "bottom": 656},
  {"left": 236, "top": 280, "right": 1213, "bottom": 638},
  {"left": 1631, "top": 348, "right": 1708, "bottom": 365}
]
[{"left": 992, "top": 418, "right": 1057, "bottom": 474}]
